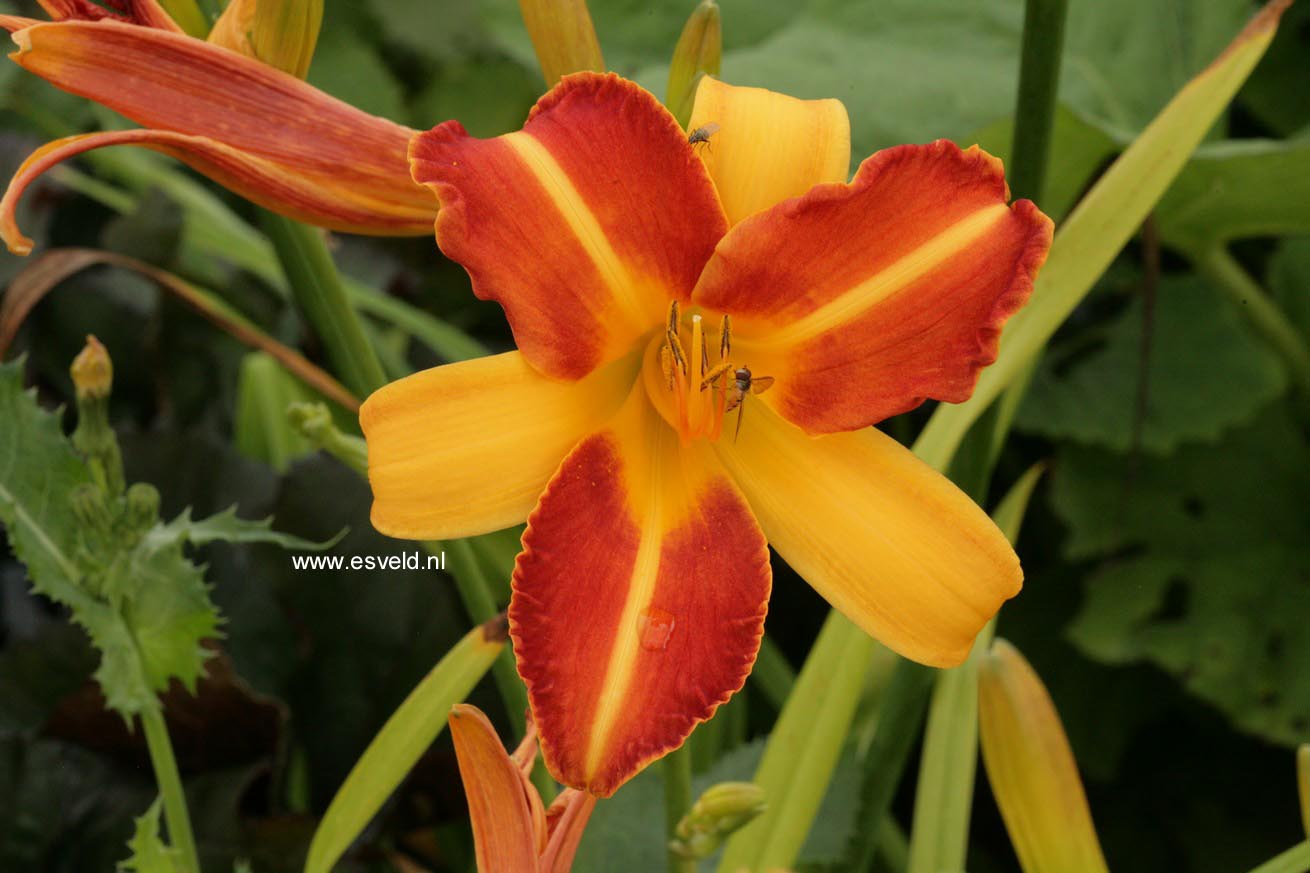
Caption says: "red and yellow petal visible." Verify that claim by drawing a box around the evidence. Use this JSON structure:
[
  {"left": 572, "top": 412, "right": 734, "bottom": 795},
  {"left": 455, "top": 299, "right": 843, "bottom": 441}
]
[
  {"left": 410, "top": 72, "right": 728, "bottom": 381},
  {"left": 510, "top": 386, "right": 770, "bottom": 796},
  {"left": 448, "top": 704, "right": 541, "bottom": 873},
  {"left": 360, "top": 350, "right": 636, "bottom": 541},
  {"left": 715, "top": 404, "right": 1020, "bottom": 668},
  {"left": 687, "top": 76, "right": 850, "bottom": 226},
  {"left": 693, "top": 140, "right": 1053, "bottom": 434},
  {"left": 2, "top": 20, "right": 434, "bottom": 253}
]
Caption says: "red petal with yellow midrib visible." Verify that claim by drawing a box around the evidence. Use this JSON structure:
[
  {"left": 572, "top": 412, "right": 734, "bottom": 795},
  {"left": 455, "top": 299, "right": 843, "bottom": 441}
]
[
  {"left": 410, "top": 72, "right": 728, "bottom": 382},
  {"left": 510, "top": 393, "right": 770, "bottom": 796},
  {"left": 693, "top": 140, "right": 1053, "bottom": 435}
]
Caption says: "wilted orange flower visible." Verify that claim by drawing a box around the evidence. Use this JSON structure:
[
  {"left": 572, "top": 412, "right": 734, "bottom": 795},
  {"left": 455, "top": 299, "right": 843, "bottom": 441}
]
[
  {"left": 0, "top": 0, "right": 435, "bottom": 255},
  {"left": 449, "top": 704, "right": 596, "bottom": 873},
  {"left": 362, "top": 72, "right": 1053, "bottom": 795}
]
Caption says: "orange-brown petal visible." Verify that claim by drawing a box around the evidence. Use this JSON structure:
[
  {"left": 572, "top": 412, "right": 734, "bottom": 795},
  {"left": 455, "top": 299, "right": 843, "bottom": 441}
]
[
  {"left": 410, "top": 72, "right": 728, "bottom": 381},
  {"left": 2, "top": 129, "right": 433, "bottom": 256},
  {"left": 693, "top": 140, "right": 1053, "bottom": 435},
  {"left": 3, "top": 20, "right": 434, "bottom": 252},
  {"left": 509, "top": 387, "right": 770, "bottom": 796},
  {"left": 448, "top": 704, "right": 541, "bottom": 873}
]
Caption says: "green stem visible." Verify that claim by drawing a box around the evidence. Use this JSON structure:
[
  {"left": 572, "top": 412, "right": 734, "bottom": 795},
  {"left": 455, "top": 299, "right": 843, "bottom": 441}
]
[
  {"left": 1248, "top": 841, "right": 1310, "bottom": 873},
  {"left": 846, "top": 661, "right": 937, "bottom": 873},
  {"left": 664, "top": 743, "right": 696, "bottom": 873},
  {"left": 139, "top": 708, "right": 200, "bottom": 873},
  {"left": 1008, "top": 0, "right": 1069, "bottom": 204},
  {"left": 260, "top": 212, "right": 388, "bottom": 399},
  {"left": 441, "top": 540, "right": 529, "bottom": 737},
  {"left": 750, "top": 633, "right": 796, "bottom": 711},
  {"left": 1194, "top": 246, "right": 1310, "bottom": 394}
]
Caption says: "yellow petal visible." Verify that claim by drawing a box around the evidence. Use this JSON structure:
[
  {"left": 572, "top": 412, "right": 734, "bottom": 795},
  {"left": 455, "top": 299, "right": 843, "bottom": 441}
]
[
  {"left": 686, "top": 76, "right": 850, "bottom": 225},
  {"left": 360, "top": 350, "right": 635, "bottom": 540},
  {"left": 714, "top": 405, "right": 1020, "bottom": 667},
  {"left": 978, "top": 639, "right": 1110, "bottom": 873}
]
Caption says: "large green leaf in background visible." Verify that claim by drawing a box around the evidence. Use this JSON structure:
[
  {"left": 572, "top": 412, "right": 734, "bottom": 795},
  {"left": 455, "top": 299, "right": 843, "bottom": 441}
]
[
  {"left": 1052, "top": 405, "right": 1310, "bottom": 746},
  {"left": 1270, "top": 236, "right": 1310, "bottom": 344},
  {"left": 1016, "top": 275, "right": 1287, "bottom": 453},
  {"left": 1155, "top": 137, "right": 1310, "bottom": 252},
  {"left": 553, "top": 0, "right": 1255, "bottom": 157}
]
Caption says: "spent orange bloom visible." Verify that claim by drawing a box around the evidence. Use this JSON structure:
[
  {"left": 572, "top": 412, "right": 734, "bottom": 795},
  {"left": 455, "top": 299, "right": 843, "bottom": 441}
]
[
  {"left": 362, "top": 72, "right": 1053, "bottom": 796},
  {"left": 449, "top": 704, "right": 596, "bottom": 873},
  {"left": 0, "top": 1, "right": 435, "bottom": 255}
]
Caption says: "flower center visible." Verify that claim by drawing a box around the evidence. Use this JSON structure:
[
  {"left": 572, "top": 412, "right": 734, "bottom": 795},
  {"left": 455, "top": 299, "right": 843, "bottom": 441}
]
[{"left": 641, "top": 301, "right": 773, "bottom": 443}]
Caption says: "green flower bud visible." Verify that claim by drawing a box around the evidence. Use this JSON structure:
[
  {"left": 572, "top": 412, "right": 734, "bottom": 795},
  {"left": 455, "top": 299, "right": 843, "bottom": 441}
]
[
  {"left": 670, "top": 781, "right": 767, "bottom": 860},
  {"left": 666, "top": 0, "right": 721, "bottom": 127},
  {"left": 124, "top": 483, "right": 162, "bottom": 532}
]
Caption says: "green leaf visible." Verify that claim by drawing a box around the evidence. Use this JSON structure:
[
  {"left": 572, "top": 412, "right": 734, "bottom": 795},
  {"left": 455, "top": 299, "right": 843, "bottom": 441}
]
[
  {"left": 304, "top": 619, "right": 505, "bottom": 873},
  {"left": 116, "top": 799, "right": 182, "bottom": 873},
  {"left": 1055, "top": 406, "right": 1310, "bottom": 746},
  {"left": 0, "top": 358, "right": 96, "bottom": 608},
  {"left": 915, "top": 1, "right": 1289, "bottom": 471},
  {"left": 969, "top": 104, "right": 1119, "bottom": 220},
  {"left": 1269, "top": 236, "right": 1310, "bottom": 345},
  {"left": 234, "top": 352, "right": 319, "bottom": 472},
  {"left": 907, "top": 465, "right": 1045, "bottom": 873},
  {"left": 618, "top": 0, "right": 1245, "bottom": 158},
  {"left": 1155, "top": 138, "right": 1310, "bottom": 252},
  {"left": 1237, "top": 0, "right": 1310, "bottom": 136},
  {"left": 1016, "top": 275, "right": 1287, "bottom": 453},
  {"left": 145, "top": 505, "right": 343, "bottom": 553},
  {"left": 716, "top": 617, "right": 890, "bottom": 872}
]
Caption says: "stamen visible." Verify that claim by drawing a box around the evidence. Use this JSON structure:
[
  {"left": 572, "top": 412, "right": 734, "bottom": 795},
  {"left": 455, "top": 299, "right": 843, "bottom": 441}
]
[{"left": 720, "top": 314, "right": 732, "bottom": 360}]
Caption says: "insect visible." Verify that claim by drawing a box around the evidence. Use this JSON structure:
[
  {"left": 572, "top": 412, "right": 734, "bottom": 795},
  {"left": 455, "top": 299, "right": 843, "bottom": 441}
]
[
  {"left": 702, "top": 362, "right": 775, "bottom": 440},
  {"left": 687, "top": 122, "right": 720, "bottom": 152}
]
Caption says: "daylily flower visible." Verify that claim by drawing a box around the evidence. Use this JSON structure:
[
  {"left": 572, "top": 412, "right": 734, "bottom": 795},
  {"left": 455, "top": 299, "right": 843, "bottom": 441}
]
[
  {"left": 362, "top": 72, "right": 1053, "bottom": 796},
  {"left": 448, "top": 704, "right": 596, "bottom": 873},
  {"left": 0, "top": 1, "right": 435, "bottom": 255}
]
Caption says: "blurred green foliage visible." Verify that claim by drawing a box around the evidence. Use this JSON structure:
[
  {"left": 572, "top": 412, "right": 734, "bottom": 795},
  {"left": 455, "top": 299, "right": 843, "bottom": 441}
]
[{"left": 2, "top": 0, "right": 1310, "bottom": 871}]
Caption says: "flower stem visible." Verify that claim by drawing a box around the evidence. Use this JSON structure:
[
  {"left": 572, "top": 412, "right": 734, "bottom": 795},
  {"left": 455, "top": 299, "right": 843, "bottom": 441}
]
[
  {"left": 1008, "top": 0, "right": 1069, "bottom": 204},
  {"left": 1247, "top": 841, "right": 1310, "bottom": 873},
  {"left": 750, "top": 633, "right": 796, "bottom": 711},
  {"left": 139, "top": 708, "right": 200, "bottom": 873},
  {"left": 441, "top": 539, "right": 529, "bottom": 735},
  {"left": 1193, "top": 246, "right": 1310, "bottom": 394},
  {"left": 845, "top": 660, "right": 937, "bottom": 873},
  {"left": 260, "top": 212, "right": 389, "bottom": 400},
  {"left": 664, "top": 742, "right": 696, "bottom": 873}
]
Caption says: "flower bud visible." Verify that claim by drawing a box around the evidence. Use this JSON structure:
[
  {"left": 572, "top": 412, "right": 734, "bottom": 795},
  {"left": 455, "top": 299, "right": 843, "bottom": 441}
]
[
  {"left": 124, "top": 483, "right": 161, "bottom": 532},
  {"left": 210, "top": 0, "right": 323, "bottom": 80},
  {"left": 517, "top": 0, "right": 605, "bottom": 87},
  {"left": 70, "top": 334, "right": 112, "bottom": 400},
  {"left": 671, "top": 781, "right": 767, "bottom": 860},
  {"left": 70, "top": 483, "right": 110, "bottom": 531},
  {"left": 978, "top": 638, "right": 1109, "bottom": 873},
  {"left": 666, "top": 0, "right": 721, "bottom": 127}
]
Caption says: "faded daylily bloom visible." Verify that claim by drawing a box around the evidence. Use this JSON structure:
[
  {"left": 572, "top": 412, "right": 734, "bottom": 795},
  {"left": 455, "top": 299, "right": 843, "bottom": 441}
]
[
  {"left": 0, "top": 1, "right": 435, "bottom": 255},
  {"left": 363, "top": 72, "right": 1053, "bottom": 795},
  {"left": 449, "top": 704, "right": 596, "bottom": 873}
]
